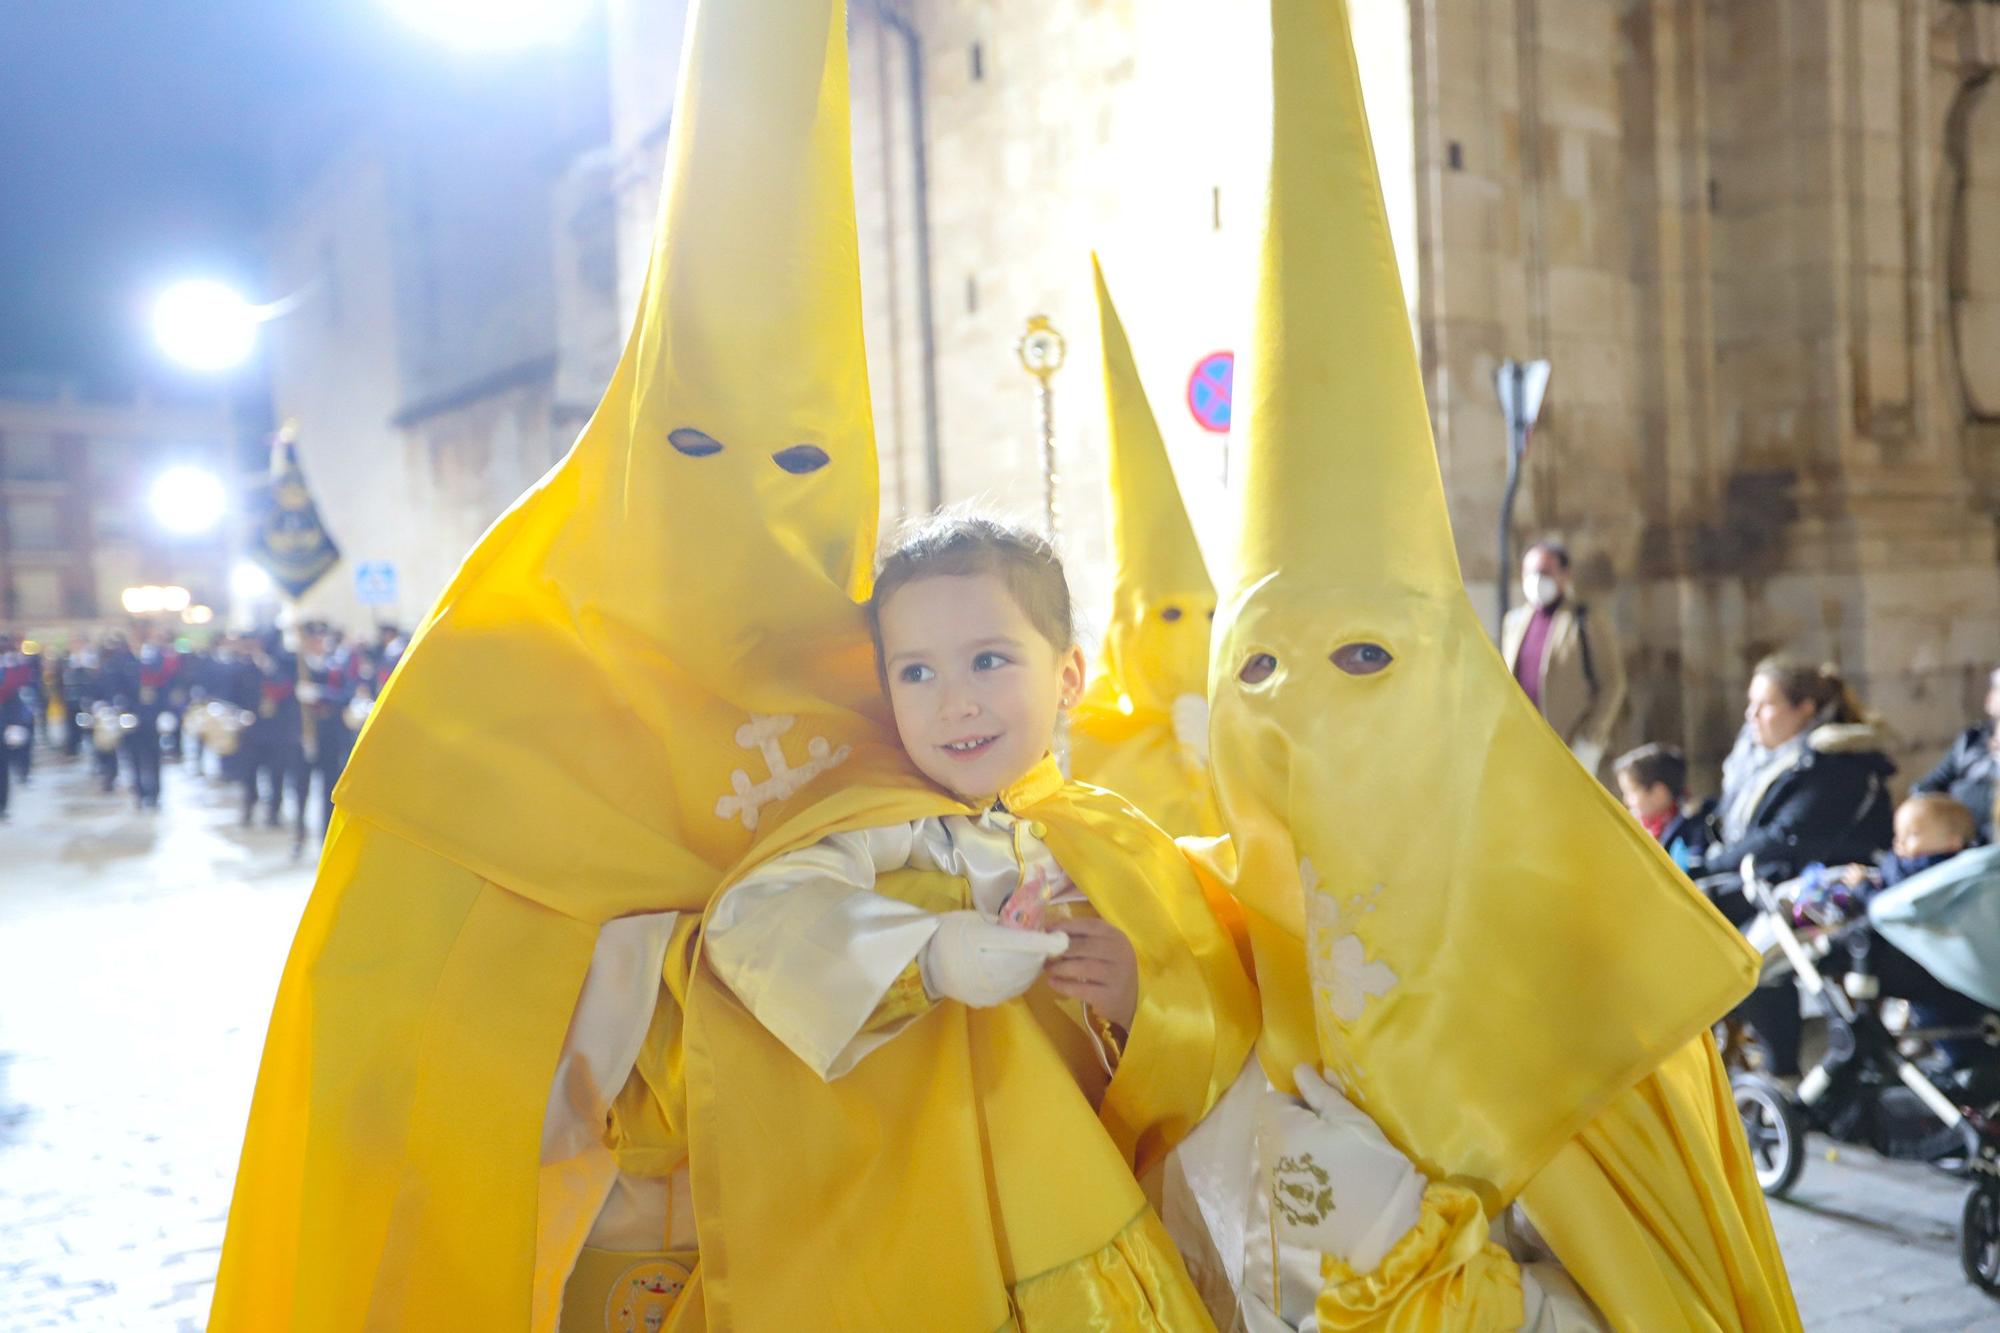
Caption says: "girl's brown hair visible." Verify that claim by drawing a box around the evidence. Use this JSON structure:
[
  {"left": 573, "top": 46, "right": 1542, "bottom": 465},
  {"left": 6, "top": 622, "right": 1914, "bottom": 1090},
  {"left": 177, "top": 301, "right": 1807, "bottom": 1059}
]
[
  {"left": 867, "top": 514, "right": 1076, "bottom": 675},
  {"left": 1751, "top": 656, "right": 1867, "bottom": 724}
]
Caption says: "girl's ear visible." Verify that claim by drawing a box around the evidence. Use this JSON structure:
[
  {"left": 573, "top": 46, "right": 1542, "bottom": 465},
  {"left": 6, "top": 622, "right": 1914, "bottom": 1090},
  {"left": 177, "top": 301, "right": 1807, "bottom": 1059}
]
[{"left": 1059, "top": 644, "right": 1087, "bottom": 709}]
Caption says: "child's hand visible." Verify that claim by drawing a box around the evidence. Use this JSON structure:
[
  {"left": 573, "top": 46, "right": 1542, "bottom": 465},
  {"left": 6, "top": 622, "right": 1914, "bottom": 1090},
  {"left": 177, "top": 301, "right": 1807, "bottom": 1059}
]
[
  {"left": 1044, "top": 917, "right": 1138, "bottom": 1032},
  {"left": 1000, "top": 865, "right": 1055, "bottom": 930}
]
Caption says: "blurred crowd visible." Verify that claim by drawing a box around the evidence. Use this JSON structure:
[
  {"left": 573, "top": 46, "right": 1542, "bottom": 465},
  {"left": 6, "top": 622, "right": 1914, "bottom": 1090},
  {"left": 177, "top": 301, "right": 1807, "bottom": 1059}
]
[{"left": 0, "top": 623, "right": 406, "bottom": 852}]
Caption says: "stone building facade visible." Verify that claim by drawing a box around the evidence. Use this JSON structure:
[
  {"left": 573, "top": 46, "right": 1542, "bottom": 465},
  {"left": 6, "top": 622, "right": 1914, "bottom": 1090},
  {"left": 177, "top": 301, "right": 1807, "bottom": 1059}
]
[
  {"left": 265, "top": 38, "right": 619, "bottom": 631},
  {"left": 334, "top": 0, "right": 1996, "bottom": 790},
  {"left": 1403, "top": 0, "right": 2000, "bottom": 781},
  {"left": 0, "top": 390, "right": 235, "bottom": 634},
  {"left": 801, "top": 0, "right": 2000, "bottom": 786}
]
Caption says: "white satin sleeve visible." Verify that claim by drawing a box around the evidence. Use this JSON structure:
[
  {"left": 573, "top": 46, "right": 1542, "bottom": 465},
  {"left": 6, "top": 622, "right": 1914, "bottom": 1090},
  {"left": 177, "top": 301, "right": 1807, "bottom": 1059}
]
[
  {"left": 541, "top": 911, "right": 682, "bottom": 1165},
  {"left": 534, "top": 911, "right": 682, "bottom": 1333},
  {"left": 704, "top": 823, "right": 943, "bottom": 1080}
]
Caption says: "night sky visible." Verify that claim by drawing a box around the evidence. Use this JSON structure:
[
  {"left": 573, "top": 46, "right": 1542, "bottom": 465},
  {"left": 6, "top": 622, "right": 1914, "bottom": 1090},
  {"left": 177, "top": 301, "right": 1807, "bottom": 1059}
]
[{"left": 0, "top": 2, "right": 554, "bottom": 400}]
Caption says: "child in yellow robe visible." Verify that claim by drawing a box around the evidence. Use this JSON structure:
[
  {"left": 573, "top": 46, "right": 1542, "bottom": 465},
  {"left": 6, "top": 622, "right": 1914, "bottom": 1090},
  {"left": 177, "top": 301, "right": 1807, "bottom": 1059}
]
[{"left": 688, "top": 513, "right": 1257, "bottom": 1330}]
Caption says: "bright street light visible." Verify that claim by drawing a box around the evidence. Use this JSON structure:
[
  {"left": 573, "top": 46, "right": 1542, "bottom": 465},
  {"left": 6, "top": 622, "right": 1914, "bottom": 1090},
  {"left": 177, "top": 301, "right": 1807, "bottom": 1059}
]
[
  {"left": 231, "top": 561, "right": 275, "bottom": 602},
  {"left": 149, "top": 466, "right": 228, "bottom": 536},
  {"left": 152, "top": 279, "right": 259, "bottom": 372},
  {"left": 121, "top": 585, "right": 193, "bottom": 616},
  {"left": 376, "top": 0, "right": 591, "bottom": 50}
]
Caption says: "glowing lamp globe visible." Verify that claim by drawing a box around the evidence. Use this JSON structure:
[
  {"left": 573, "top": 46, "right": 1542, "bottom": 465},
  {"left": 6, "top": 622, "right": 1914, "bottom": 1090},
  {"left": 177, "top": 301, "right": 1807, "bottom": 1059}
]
[
  {"left": 152, "top": 280, "right": 259, "bottom": 372},
  {"left": 150, "top": 466, "right": 228, "bottom": 536}
]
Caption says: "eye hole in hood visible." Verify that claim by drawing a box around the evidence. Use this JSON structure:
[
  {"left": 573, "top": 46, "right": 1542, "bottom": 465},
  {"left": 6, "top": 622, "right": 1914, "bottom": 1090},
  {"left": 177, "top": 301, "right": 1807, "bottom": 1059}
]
[
  {"left": 771, "top": 444, "right": 831, "bottom": 474},
  {"left": 1239, "top": 652, "right": 1278, "bottom": 684},
  {"left": 1330, "top": 642, "right": 1393, "bottom": 676},
  {"left": 669, "top": 428, "right": 724, "bottom": 457}
]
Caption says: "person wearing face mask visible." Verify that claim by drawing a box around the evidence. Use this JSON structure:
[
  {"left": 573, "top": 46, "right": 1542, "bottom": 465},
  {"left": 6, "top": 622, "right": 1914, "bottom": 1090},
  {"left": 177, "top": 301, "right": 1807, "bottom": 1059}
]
[{"left": 1500, "top": 540, "right": 1626, "bottom": 777}]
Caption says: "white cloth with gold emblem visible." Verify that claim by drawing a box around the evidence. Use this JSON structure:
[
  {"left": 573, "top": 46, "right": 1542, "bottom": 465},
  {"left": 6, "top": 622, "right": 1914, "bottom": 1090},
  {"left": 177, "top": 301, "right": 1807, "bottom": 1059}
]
[{"left": 1172, "top": 1060, "right": 1606, "bottom": 1332}]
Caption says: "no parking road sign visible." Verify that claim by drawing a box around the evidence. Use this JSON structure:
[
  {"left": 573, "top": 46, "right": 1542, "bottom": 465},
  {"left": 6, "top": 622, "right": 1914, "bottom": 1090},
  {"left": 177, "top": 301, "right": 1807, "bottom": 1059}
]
[
  {"left": 354, "top": 561, "right": 398, "bottom": 607},
  {"left": 1186, "top": 351, "right": 1234, "bottom": 433}
]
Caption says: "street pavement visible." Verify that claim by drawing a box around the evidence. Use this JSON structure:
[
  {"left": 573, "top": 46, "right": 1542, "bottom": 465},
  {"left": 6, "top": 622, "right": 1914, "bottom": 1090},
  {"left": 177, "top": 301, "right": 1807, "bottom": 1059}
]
[
  {"left": 0, "top": 748, "right": 314, "bottom": 1331},
  {"left": 2, "top": 745, "right": 1998, "bottom": 1329}
]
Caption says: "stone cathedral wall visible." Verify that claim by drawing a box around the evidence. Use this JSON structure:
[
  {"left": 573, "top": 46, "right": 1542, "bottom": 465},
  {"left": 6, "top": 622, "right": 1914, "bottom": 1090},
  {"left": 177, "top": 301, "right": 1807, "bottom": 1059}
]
[{"left": 603, "top": 0, "right": 2000, "bottom": 790}]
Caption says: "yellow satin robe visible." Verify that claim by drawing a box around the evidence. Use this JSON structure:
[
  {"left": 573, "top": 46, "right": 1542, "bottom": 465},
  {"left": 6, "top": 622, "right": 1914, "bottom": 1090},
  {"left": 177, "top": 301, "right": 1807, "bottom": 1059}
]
[{"left": 662, "top": 759, "right": 1258, "bottom": 1331}]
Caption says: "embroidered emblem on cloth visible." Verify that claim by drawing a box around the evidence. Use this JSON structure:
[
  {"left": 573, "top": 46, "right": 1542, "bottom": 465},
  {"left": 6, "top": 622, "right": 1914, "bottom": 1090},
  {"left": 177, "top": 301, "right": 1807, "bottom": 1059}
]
[
  {"left": 1171, "top": 692, "right": 1211, "bottom": 765},
  {"left": 606, "top": 1257, "right": 691, "bottom": 1332},
  {"left": 1301, "top": 858, "right": 1399, "bottom": 1098},
  {"left": 1272, "top": 1151, "right": 1337, "bottom": 1229},
  {"left": 714, "top": 713, "right": 852, "bottom": 830}
]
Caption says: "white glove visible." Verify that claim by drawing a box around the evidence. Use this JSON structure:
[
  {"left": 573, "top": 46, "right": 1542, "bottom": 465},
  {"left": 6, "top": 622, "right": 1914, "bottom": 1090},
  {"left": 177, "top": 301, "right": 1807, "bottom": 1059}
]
[
  {"left": 1257, "top": 1064, "right": 1427, "bottom": 1275},
  {"left": 919, "top": 910, "right": 1069, "bottom": 1008}
]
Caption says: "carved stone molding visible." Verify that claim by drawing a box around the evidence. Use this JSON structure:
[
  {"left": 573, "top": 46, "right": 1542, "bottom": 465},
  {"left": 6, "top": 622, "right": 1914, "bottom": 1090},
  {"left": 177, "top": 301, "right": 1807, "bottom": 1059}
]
[{"left": 1936, "top": 1, "right": 2000, "bottom": 423}]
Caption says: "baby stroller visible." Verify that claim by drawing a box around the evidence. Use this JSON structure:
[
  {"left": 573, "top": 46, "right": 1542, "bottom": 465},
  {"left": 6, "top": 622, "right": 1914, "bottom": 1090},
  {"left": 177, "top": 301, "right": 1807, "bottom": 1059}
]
[{"left": 1724, "top": 854, "right": 2000, "bottom": 1294}]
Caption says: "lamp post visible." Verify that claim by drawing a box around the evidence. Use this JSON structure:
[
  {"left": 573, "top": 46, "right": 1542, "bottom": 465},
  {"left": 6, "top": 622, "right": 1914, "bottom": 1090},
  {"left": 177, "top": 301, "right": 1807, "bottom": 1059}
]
[
  {"left": 1016, "top": 314, "right": 1067, "bottom": 539},
  {"left": 1492, "top": 358, "right": 1551, "bottom": 632}
]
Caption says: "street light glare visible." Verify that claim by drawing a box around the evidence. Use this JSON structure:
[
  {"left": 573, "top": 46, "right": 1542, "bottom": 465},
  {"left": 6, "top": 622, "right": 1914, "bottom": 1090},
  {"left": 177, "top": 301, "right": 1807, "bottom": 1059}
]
[
  {"left": 120, "top": 585, "right": 192, "bottom": 615},
  {"left": 150, "top": 466, "right": 228, "bottom": 536},
  {"left": 152, "top": 279, "right": 258, "bottom": 372},
  {"left": 231, "top": 561, "right": 275, "bottom": 601},
  {"left": 378, "top": 0, "right": 590, "bottom": 50}
]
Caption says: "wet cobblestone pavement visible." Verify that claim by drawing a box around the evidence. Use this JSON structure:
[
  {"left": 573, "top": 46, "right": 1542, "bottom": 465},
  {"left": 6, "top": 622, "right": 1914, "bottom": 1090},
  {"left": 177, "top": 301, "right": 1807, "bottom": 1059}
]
[
  {"left": 0, "top": 750, "right": 312, "bottom": 1331},
  {"left": 1, "top": 747, "right": 1996, "bottom": 1328}
]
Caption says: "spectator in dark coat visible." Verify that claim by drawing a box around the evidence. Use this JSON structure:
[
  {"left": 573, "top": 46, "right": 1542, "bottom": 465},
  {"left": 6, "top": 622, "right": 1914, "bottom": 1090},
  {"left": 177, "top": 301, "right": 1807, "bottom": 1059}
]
[
  {"left": 1696, "top": 659, "right": 1896, "bottom": 888},
  {"left": 1692, "top": 657, "right": 1897, "bottom": 1076},
  {"left": 1910, "top": 666, "right": 2000, "bottom": 842}
]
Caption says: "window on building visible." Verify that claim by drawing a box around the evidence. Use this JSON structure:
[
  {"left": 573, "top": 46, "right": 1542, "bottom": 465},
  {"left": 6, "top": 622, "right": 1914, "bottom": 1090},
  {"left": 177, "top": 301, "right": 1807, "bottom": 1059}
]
[
  {"left": 13, "top": 569, "right": 62, "bottom": 619},
  {"left": 89, "top": 436, "right": 135, "bottom": 478},
  {"left": 1, "top": 431, "right": 58, "bottom": 480},
  {"left": 91, "top": 501, "right": 132, "bottom": 544},
  {"left": 6, "top": 498, "right": 61, "bottom": 550}
]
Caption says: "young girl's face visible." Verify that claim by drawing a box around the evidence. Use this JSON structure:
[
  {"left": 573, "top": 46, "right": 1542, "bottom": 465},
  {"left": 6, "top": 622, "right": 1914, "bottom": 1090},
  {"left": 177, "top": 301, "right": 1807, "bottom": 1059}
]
[{"left": 877, "top": 571, "right": 1085, "bottom": 801}]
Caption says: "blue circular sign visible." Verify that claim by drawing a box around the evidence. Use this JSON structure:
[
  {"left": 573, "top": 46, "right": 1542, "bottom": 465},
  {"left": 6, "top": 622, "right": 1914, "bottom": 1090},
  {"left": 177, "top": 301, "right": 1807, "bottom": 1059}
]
[{"left": 1187, "top": 351, "right": 1234, "bottom": 432}]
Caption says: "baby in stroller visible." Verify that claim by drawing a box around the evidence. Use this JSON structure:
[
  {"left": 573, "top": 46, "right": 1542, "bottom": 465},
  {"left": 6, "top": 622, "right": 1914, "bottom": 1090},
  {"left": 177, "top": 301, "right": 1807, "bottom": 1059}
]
[
  {"left": 1799, "top": 794, "right": 1998, "bottom": 1075},
  {"left": 1726, "top": 793, "right": 2000, "bottom": 1293},
  {"left": 1803, "top": 792, "right": 1975, "bottom": 913}
]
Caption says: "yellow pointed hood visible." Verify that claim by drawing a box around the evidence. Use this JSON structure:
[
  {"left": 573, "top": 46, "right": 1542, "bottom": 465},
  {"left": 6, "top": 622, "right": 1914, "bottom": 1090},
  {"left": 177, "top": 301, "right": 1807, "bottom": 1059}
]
[
  {"left": 1209, "top": 0, "right": 1759, "bottom": 1208},
  {"left": 1068, "top": 257, "right": 1220, "bottom": 836},
  {"left": 1091, "top": 254, "right": 1216, "bottom": 714},
  {"left": 335, "top": 0, "right": 911, "bottom": 917},
  {"left": 216, "top": 11, "right": 908, "bottom": 1323}
]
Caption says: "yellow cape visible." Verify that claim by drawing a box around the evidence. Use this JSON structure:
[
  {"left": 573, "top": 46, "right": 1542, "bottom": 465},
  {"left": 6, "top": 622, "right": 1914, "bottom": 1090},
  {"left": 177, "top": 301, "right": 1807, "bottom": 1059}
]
[
  {"left": 1206, "top": 3, "right": 1799, "bottom": 1328},
  {"left": 1068, "top": 256, "right": 1222, "bottom": 839},
  {"left": 212, "top": 3, "right": 921, "bottom": 1326},
  {"left": 679, "top": 760, "right": 1258, "bottom": 1331}
]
